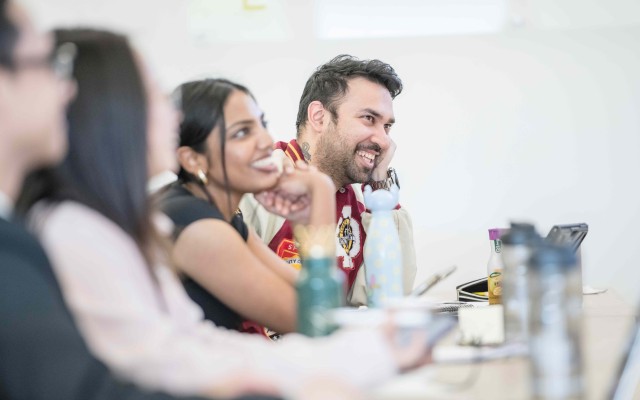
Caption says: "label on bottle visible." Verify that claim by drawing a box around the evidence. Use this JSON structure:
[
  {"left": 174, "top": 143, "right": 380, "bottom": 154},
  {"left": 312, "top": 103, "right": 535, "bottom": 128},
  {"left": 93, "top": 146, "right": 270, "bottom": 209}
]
[
  {"left": 488, "top": 270, "right": 503, "bottom": 305},
  {"left": 494, "top": 239, "right": 502, "bottom": 253}
]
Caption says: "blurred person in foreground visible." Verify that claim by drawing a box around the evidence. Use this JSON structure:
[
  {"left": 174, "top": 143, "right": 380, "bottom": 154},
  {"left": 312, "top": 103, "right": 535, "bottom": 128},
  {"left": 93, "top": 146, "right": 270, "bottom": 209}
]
[
  {"left": 18, "top": 28, "right": 432, "bottom": 399},
  {"left": 240, "top": 55, "right": 417, "bottom": 306},
  {"left": 0, "top": 2, "right": 273, "bottom": 400}
]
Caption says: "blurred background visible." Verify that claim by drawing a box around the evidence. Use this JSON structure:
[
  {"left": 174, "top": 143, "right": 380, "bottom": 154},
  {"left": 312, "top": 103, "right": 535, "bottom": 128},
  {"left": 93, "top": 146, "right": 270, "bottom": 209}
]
[{"left": 21, "top": 0, "right": 640, "bottom": 305}]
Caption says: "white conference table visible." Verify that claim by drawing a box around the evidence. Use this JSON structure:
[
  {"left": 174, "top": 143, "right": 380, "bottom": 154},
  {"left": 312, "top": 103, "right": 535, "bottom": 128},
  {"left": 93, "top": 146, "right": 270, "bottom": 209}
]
[{"left": 372, "top": 291, "right": 638, "bottom": 400}]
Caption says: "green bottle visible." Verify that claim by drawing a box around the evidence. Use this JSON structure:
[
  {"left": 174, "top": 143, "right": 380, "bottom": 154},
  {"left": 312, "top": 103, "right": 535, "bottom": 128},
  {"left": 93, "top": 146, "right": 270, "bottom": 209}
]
[{"left": 296, "top": 254, "right": 345, "bottom": 337}]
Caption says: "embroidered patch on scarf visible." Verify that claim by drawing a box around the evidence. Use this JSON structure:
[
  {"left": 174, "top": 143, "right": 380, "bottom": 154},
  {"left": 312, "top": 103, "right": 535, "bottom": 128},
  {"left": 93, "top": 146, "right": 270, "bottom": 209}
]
[
  {"left": 336, "top": 205, "right": 361, "bottom": 269},
  {"left": 276, "top": 238, "right": 302, "bottom": 270}
]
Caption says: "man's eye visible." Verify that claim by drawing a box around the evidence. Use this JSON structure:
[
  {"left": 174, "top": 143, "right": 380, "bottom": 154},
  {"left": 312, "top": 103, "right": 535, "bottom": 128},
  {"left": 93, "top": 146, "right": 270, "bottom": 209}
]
[
  {"left": 261, "top": 119, "right": 269, "bottom": 129},
  {"left": 363, "top": 115, "right": 374, "bottom": 123}
]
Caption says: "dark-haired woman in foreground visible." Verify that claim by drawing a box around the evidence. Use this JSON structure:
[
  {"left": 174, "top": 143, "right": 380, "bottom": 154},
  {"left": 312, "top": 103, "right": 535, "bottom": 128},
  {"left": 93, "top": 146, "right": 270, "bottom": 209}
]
[{"left": 21, "top": 29, "right": 431, "bottom": 399}]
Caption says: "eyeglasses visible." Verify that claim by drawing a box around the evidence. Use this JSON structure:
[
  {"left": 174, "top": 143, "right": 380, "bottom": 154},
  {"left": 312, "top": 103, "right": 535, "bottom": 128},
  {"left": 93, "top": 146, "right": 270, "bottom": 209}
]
[
  {"left": 170, "top": 85, "right": 183, "bottom": 111},
  {"left": 13, "top": 42, "right": 77, "bottom": 80}
]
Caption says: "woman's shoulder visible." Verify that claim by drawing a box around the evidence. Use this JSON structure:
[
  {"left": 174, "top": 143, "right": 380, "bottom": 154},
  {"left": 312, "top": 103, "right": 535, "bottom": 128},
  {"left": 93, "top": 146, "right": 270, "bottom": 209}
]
[
  {"left": 31, "top": 200, "right": 113, "bottom": 228},
  {"left": 157, "top": 183, "right": 224, "bottom": 228},
  {"left": 29, "top": 200, "right": 138, "bottom": 254}
]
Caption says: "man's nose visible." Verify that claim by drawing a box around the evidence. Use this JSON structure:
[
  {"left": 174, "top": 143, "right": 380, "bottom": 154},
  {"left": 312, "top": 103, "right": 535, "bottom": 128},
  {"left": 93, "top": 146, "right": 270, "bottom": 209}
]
[{"left": 370, "top": 125, "right": 390, "bottom": 150}]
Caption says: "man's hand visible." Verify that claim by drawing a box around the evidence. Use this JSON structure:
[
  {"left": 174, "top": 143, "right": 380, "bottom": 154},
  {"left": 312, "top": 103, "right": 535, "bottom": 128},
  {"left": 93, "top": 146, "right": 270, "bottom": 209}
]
[{"left": 371, "top": 136, "right": 396, "bottom": 181}]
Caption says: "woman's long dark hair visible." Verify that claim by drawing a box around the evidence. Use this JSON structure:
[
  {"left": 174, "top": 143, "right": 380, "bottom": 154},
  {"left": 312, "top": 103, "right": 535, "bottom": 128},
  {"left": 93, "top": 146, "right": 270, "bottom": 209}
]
[
  {"left": 18, "top": 29, "right": 155, "bottom": 263},
  {"left": 0, "top": 0, "right": 18, "bottom": 68},
  {"left": 175, "top": 78, "right": 253, "bottom": 216}
]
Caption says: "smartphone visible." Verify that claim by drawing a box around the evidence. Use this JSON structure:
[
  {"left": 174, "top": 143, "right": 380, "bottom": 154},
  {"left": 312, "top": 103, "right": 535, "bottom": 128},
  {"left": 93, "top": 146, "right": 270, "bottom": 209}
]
[
  {"left": 389, "top": 312, "right": 457, "bottom": 349},
  {"left": 330, "top": 308, "right": 457, "bottom": 349},
  {"left": 424, "top": 314, "right": 457, "bottom": 348}
]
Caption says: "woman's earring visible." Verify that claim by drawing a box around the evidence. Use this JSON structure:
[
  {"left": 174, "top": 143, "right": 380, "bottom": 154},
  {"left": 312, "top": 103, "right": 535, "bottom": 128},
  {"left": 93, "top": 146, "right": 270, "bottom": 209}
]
[{"left": 197, "top": 170, "right": 208, "bottom": 185}]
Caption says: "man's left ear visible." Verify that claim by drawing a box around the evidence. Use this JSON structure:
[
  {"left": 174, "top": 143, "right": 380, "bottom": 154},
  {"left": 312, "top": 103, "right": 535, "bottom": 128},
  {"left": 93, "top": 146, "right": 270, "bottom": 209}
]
[{"left": 307, "top": 100, "right": 326, "bottom": 133}]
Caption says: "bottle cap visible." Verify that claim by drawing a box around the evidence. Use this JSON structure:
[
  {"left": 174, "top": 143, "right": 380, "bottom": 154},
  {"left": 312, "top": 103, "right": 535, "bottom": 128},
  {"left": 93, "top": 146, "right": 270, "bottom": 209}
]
[
  {"left": 308, "top": 245, "right": 325, "bottom": 259},
  {"left": 501, "top": 222, "right": 541, "bottom": 246},
  {"left": 529, "top": 243, "right": 577, "bottom": 271},
  {"left": 488, "top": 228, "right": 508, "bottom": 241}
]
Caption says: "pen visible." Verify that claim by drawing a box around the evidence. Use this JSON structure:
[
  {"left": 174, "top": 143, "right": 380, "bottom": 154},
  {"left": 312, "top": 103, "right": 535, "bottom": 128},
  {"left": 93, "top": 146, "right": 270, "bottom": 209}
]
[{"left": 410, "top": 265, "right": 457, "bottom": 297}]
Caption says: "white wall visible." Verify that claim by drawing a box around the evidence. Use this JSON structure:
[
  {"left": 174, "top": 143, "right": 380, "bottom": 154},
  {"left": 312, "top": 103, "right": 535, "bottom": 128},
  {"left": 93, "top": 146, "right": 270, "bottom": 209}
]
[{"left": 21, "top": 0, "right": 640, "bottom": 305}]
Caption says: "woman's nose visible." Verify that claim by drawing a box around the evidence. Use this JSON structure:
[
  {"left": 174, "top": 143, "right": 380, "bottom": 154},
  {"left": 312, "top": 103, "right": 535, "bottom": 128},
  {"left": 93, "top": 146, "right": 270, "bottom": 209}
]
[{"left": 257, "top": 125, "right": 273, "bottom": 150}]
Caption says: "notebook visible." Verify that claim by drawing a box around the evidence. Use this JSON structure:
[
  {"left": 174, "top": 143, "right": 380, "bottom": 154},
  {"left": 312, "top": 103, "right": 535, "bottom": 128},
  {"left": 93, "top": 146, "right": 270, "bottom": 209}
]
[{"left": 456, "top": 277, "right": 489, "bottom": 302}]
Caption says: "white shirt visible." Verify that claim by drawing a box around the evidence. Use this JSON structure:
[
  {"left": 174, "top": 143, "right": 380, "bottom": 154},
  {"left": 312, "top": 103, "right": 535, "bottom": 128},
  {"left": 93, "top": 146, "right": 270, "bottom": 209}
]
[
  {"left": 0, "top": 191, "right": 13, "bottom": 220},
  {"left": 29, "top": 200, "right": 397, "bottom": 397}
]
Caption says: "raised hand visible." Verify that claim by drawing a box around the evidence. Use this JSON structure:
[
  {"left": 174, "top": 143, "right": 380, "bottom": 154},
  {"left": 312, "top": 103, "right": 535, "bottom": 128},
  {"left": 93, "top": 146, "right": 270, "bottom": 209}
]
[
  {"left": 255, "top": 161, "right": 324, "bottom": 225},
  {"left": 371, "top": 136, "right": 396, "bottom": 181},
  {"left": 254, "top": 189, "right": 311, "bottom": 224}
]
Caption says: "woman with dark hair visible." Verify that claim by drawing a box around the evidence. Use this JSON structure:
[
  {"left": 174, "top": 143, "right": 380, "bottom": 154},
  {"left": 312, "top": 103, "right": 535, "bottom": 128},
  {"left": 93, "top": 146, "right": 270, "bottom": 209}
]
[
  {"left": 158, "top": 78, "right": 335, "bottom": 336},
  {"left": 20, "top": 29, "right": 431, "bottom": 399}
]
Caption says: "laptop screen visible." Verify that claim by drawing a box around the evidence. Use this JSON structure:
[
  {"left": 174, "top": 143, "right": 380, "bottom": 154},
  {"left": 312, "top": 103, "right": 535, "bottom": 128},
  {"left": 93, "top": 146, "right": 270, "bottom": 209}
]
[{"left": 545, "top": 223, "right": 588, "bottom": 253}]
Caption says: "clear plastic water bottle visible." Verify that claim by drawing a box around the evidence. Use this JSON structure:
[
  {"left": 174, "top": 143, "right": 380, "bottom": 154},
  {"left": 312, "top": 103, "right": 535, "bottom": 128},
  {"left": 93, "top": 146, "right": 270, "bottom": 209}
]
[
  {"left": 501, "top": 222, "right": 541, "bottom": 343},
  {"left": 528, "top": 243, "right": 583, "bottom": 400}
]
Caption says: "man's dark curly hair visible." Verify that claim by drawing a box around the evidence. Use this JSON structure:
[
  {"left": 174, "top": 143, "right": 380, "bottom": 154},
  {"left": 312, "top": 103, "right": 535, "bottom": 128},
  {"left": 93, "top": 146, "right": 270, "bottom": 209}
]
[{"left": 295, "top": 54, "right": 403, "bottom": 136}]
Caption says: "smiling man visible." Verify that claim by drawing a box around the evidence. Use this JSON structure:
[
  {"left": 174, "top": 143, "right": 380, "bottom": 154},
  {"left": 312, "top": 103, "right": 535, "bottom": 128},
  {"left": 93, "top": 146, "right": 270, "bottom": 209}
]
[{"left": 241, "top": 55, "right": 417, "bottom": 306}]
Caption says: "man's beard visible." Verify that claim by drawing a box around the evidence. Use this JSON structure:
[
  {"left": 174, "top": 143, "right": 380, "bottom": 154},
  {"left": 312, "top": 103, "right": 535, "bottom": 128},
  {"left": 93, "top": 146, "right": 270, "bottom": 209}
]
[{"left": 315, "top": 123, "right": 379, "bottom": 187}]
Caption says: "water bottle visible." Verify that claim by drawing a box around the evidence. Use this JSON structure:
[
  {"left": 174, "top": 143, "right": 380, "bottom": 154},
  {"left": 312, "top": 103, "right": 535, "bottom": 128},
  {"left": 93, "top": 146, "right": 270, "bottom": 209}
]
[
  {"left": 296, "top": 246, "right": 344, "bottom": 337},
  {"left": 363, "top": 184, "right": 403, "bottom": 307},
  {"left": 528, "top": 243, "right": 583, "bottom": 400},
  {"left": 501, "top": 222, "right": 541, "bottom": 343}
]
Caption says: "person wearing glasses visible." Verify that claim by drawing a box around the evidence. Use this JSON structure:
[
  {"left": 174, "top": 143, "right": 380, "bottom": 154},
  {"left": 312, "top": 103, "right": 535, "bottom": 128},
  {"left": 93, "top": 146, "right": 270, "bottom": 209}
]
[
  {"left": 0, "top": 2, "right": 276, "bottom": 400},
  {"left": 19, "top": 27, "right": 432, "bottom": 399},
  {"left": 240, "top": 55, "right": 417, "bottom": 306}
]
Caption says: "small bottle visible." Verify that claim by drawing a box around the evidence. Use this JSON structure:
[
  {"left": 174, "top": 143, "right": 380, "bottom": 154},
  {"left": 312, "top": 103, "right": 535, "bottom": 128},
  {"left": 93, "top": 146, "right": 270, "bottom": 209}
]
[
  {"left": 363, "top": 184, "right": 403, "bottom": 307},
  {"left": 487, "top": 228, "right": 506, "bottom": 305},
  {"left": 528, "top": 243, "right": 583, "bottom": 400},
  {"left": 501, "top": 222, "right": 541, "bottom": 343},
  {"left": 296, "top": 246, "right": 344, "bottom": 337}
]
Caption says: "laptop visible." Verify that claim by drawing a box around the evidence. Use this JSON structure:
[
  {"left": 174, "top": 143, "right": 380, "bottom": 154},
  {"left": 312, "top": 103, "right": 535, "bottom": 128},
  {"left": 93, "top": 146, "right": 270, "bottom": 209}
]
[{"left": 545, "top": 223, "right": 588, "bottom": 253}]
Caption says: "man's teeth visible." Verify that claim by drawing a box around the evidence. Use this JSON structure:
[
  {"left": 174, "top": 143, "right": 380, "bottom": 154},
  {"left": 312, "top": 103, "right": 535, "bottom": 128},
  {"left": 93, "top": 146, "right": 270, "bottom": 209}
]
[{"left": 357, "top": 150, "right": 376, "bottom": 161}]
